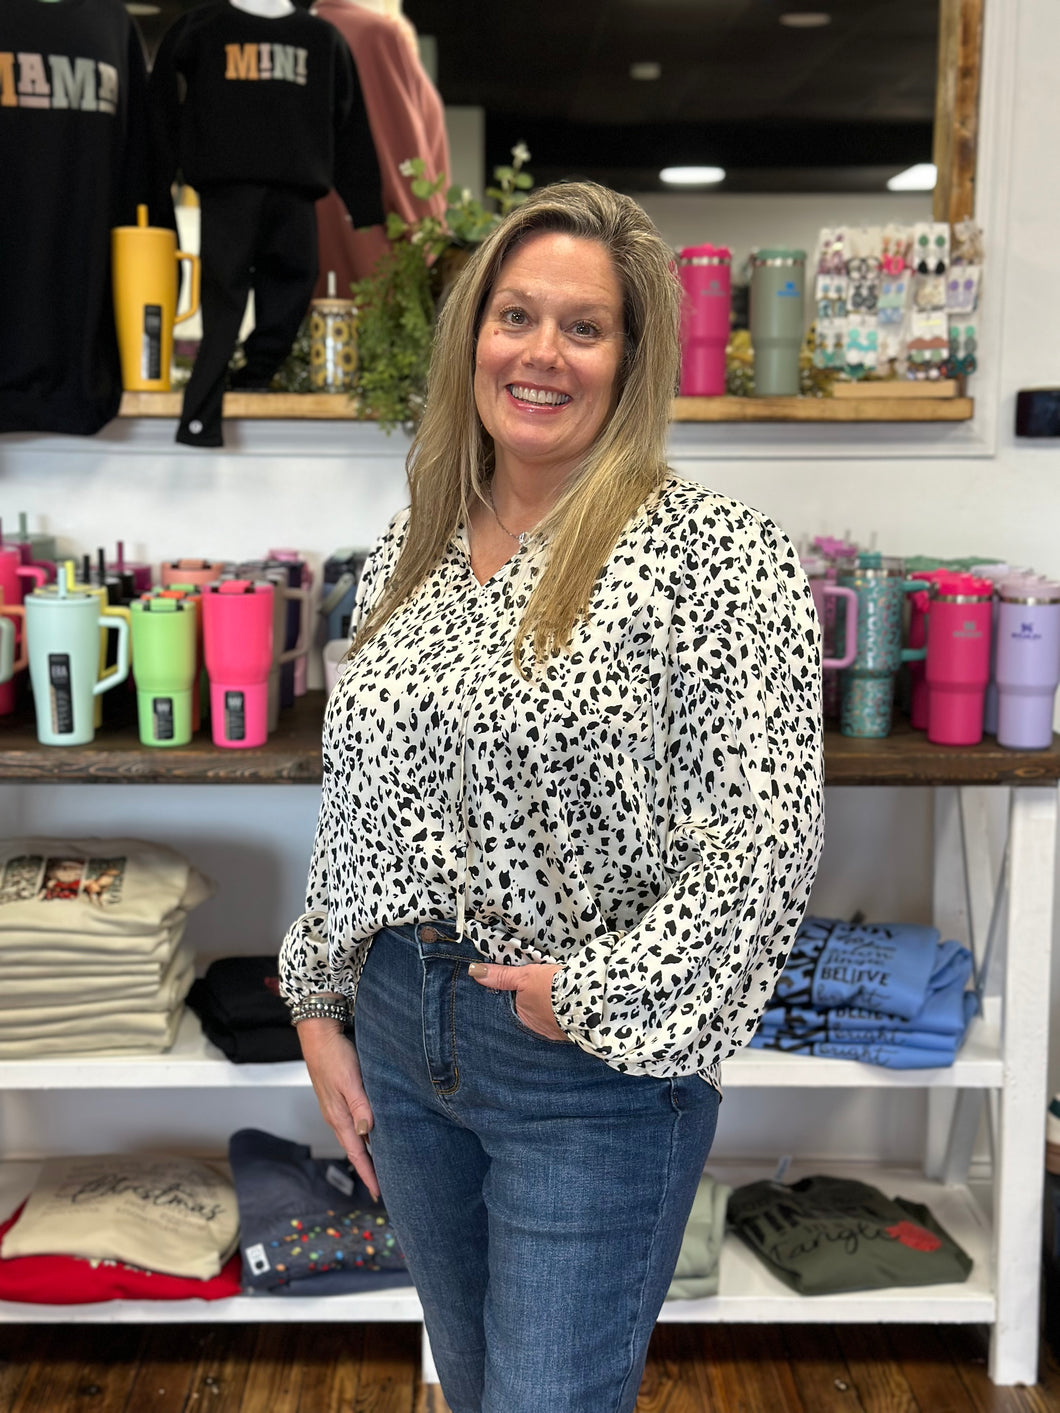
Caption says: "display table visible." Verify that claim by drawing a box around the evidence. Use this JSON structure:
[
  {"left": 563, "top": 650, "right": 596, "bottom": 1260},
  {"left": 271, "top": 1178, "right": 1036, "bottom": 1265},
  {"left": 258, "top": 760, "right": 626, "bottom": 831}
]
[{"left": 0, "top": 699, "right": 1056, "bottom": 1386}]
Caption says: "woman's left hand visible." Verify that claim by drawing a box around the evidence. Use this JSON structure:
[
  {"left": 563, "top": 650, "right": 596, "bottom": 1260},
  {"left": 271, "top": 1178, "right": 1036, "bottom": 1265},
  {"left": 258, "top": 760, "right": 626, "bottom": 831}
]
[{"left": 469, "top": 961, "right": 567, "bottom": 1042}]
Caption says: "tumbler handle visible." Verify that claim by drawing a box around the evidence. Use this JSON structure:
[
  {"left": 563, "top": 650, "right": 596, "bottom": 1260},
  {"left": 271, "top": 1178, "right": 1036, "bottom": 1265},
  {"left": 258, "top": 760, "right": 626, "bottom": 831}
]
[
  {"left": 93, "top": 615, "right": 130, "bottom": 695},
  {"left": 820, "top": 585, "right": 858, "bottom": 670}
]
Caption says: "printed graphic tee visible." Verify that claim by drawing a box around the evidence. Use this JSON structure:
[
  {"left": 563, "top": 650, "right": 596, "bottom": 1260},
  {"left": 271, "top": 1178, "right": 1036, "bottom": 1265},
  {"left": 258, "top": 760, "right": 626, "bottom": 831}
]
[
  {"left": 280, "top": 476, "right": 825, "bottom": 1088},
  {"left": 0, "top": 837, "right": 213, "bottom": 939},
  {"left": 0, "top": 0, "right": 169, "bottom": 434},
  {"left": 727, "top": 1174, "right": 973, "bottom": 1293},
  {"left": 149, "top": 2, "right": 383, "bottom": 226}
]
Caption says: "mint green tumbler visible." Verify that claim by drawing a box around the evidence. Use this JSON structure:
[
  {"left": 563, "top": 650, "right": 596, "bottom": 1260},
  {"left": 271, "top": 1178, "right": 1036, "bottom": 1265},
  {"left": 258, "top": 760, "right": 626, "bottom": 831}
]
[
  {"left": 130, "top": 597, "right": 197, "bottom": 746},
  {"left": 24, "top": 574, "right": 130, "bottom": 746}
]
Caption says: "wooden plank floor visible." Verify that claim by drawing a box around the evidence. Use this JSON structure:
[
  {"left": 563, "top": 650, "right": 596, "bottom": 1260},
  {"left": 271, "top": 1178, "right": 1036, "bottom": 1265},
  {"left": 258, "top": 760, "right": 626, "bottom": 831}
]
[{"left": 2, "top": 1322, "right": 1060, "bottom": 1413}]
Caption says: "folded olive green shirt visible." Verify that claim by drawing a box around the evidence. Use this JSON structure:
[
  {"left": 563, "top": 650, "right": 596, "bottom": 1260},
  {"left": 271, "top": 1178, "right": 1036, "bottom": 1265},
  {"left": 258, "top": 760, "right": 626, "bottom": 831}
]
[{"left": 727, "top": 1174, "right": 973, "bottom": 1294}]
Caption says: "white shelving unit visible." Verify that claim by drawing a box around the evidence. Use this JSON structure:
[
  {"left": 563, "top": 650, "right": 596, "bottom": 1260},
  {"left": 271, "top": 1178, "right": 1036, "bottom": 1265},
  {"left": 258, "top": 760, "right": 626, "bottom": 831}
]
[{"left": 0, "top": 735, "right": 1056, "bottom": 1386}]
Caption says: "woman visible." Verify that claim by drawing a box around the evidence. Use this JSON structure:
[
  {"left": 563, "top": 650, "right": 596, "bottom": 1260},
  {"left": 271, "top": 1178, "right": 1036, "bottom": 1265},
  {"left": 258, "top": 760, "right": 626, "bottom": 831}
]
[{"left": 280, "top": 181, "right": 824, "bottom": 1412}]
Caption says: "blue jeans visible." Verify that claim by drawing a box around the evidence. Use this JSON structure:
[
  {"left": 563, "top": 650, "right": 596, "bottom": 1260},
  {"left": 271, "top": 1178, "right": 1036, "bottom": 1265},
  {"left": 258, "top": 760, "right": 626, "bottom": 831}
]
[{"left": 353, "top": 921, "right": 720, "bottom": 1413}]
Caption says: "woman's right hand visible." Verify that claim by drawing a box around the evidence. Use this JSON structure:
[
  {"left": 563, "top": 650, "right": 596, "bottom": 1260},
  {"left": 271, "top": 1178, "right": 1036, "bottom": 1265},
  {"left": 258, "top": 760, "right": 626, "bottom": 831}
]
[{"left": 296, "top": 1019, "right": 380, "bottom": 1201}]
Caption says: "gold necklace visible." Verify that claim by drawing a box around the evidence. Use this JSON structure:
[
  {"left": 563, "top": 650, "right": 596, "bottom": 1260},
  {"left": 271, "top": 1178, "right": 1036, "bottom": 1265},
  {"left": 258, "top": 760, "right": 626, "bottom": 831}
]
[{"left": 488, "top": 483, "right": 529, "bottom": 547}]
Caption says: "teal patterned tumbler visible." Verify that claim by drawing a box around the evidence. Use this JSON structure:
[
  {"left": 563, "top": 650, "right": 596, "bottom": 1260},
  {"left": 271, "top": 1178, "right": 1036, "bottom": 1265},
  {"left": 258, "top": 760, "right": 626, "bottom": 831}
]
[{"left": 837, "top": 561, "right": 926, "bottom": 737}]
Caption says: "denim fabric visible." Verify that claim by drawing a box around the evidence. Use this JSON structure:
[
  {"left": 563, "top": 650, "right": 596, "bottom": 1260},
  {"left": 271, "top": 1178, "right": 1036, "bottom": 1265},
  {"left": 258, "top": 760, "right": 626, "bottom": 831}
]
[{"left": 353, "top": 922, "right": 720, "bottom": 1413}]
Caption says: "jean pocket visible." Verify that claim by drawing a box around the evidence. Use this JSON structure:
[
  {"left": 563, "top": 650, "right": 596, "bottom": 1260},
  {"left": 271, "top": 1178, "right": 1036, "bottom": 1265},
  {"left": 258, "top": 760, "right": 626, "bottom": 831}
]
[
  {"left": 504, "top": 988, "right": 573, "bottom": 1045},
  {"left": 667, "top": 1073, "right": 721, "bottom": 1118}
]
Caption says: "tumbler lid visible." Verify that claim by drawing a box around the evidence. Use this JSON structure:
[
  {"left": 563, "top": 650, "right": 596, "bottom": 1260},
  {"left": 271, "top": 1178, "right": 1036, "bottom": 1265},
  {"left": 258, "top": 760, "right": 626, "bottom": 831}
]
[
  {"left": 132, "top": 596, "right": 185, "bottom": 613},
  {"left": 678, "top": 243, "right": 731, "bottom": 266},
  {"left": 207, "top": 578, "right": 265, "bottom": 596},
  {"left": 751, "top": 248, "right": 806, "bottom": 265}
]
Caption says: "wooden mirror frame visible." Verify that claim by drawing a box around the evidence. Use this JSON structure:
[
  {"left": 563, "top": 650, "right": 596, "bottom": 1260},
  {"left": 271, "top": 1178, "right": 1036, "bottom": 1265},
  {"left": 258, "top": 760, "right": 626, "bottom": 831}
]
[{"left": 933, "top": 0, "right": 985, "bottom": 225}]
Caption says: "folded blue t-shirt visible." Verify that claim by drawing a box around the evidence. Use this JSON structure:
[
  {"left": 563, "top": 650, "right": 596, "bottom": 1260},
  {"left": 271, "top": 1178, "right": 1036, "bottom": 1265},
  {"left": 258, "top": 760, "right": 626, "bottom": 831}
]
[
  {"left": 760, "top": 943, "right": 976, "bottom": 1039},
  {"left": 748, "top": 1031, "right": 967, "bottom": 1069},
  {"left": 774, "top": 916, "right": 952, "bottom": 1019}
]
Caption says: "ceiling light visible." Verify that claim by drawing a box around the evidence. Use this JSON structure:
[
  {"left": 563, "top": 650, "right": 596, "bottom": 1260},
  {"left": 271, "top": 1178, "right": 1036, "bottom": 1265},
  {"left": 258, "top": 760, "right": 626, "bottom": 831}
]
[
  {"left": 660, "top": 166, "right": 726, "bottom": 186},
  {"left": 886, "top": 162, "right": 937, "bottom": 191},
  {"left": 125, "top": 2, "right": 161, "bottom": 12},
  {"left": 630, "top": 62, "right": 662, "bottom": 81},
  {"left": 778, "top": 12, "right": 832, "bottom": 27}
]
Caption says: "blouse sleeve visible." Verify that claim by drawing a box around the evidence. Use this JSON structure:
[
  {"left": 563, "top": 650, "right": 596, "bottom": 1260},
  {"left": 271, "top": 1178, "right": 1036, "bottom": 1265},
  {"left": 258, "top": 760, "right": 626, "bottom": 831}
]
[
  {"left": 549, "top": 507, "right": 825, "bottom": 1077},
  {"left": 278, "top": 510, "right": 409, "bottom": 1007}
]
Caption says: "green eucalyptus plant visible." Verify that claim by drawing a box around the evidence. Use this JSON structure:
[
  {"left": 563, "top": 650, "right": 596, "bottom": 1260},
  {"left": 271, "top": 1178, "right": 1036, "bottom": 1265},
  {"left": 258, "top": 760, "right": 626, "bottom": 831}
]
[{"left": 350, "top": 144, "right": 533, "bottom": 431}]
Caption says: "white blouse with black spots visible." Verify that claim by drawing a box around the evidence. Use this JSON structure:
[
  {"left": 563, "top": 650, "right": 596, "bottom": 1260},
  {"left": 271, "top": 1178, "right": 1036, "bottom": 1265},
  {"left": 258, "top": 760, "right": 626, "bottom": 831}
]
[{"left": 280, "top": 474, "right": 825, "bottom": 1089}]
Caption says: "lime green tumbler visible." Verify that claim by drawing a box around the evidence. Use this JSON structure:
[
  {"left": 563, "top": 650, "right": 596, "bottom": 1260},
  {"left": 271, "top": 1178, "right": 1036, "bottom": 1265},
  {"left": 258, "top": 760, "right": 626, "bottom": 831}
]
[{"left": 130, "top": 597, "right": 197, "bottom": 746}]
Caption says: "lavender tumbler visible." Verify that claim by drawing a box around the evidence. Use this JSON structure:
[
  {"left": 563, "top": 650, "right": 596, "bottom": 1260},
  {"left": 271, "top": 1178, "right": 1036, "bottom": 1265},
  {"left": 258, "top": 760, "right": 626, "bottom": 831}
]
[
  {"left": 995, "top": 580, "right": 1060, "bottom": 749},
  {"left": 677, "top": 246, "right": 732, "bottom": 396}
]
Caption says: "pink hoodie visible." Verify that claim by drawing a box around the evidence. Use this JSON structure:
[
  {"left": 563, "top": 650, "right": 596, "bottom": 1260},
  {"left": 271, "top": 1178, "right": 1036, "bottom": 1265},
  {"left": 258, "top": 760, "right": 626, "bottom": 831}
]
[{"left": 311, "top": 0, "right": 451, "bottom": 296}]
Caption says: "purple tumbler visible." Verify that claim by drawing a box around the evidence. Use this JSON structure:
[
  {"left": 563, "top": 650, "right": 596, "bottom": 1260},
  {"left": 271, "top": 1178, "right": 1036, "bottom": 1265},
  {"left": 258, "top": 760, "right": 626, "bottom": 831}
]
[
  {"left": 677, "top": 245, "right": 732, "bottom": 396},
  {"left": 995, "top": 578, "right": 1060, "bottom": 749}
]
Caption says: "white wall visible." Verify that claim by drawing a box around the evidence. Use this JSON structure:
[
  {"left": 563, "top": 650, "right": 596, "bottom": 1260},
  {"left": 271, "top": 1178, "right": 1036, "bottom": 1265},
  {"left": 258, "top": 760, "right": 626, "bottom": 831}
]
[
  {"left": 1, "top": 0, "right": 1057, "bottom": 1163},
  {"left": 640, "top": 190, "right": 933, "bottom": 272}
]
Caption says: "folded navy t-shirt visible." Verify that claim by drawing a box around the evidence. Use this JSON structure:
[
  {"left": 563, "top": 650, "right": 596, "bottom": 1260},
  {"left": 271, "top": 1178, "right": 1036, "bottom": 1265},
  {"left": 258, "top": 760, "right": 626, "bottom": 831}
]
[{"left": 228, "top": 1128, "right": 412, "bottom": 1295}]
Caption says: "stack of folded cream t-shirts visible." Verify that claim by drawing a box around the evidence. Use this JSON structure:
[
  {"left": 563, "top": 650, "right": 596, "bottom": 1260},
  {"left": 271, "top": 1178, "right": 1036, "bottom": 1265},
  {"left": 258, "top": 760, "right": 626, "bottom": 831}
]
[
  {"left": 0, "top": 837, "right": 214, "bottom": 1057},
  {"left": 0, "top": 1154, "right": 241, "bottom": 1302}
]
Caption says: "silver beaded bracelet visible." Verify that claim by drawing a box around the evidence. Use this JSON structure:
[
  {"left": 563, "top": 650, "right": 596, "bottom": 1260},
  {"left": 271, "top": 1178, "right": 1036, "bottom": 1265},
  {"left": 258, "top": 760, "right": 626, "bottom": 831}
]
[{"left": 289, "top": 998, "right": 350, "bottom": 1027}]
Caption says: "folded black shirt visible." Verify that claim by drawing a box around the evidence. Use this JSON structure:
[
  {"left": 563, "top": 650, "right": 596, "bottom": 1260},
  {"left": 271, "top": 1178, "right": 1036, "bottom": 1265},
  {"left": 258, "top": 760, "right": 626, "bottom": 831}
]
[{"left": 187, "top": 955, "right": 302, "bottom": 1063}]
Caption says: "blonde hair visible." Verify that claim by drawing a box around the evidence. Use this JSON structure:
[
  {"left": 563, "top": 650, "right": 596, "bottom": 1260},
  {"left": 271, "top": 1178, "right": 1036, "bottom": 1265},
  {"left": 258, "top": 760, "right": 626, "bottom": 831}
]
[{"left": 353, "top": 180, "right": 681, "bottom": 673}]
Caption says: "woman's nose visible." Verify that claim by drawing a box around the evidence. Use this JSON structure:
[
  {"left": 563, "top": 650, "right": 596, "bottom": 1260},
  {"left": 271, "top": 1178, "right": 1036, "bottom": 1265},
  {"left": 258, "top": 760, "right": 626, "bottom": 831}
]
[{"left": 523, "top": 321, "right": 561, "bottom": 368}]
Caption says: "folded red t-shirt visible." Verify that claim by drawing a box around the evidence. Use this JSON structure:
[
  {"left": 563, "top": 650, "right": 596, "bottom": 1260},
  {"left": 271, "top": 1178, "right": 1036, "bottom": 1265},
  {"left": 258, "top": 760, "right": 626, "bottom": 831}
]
[{"left": 0, "top": 1204, "right": 241, "bottom": 1304}]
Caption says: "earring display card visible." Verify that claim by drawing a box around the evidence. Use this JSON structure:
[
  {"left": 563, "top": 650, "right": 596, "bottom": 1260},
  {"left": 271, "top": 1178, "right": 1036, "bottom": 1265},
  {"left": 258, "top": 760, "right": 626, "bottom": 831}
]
[
  {"left": 812, "top": 218, "right": 984, "bottom": 385},
  {"left": 844, "top": 314, "right": 878, "bottom": 376}
]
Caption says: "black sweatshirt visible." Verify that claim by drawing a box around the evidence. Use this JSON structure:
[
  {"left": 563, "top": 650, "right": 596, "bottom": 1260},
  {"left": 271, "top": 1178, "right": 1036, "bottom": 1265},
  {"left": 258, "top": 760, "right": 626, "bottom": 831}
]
[
  {"left": 0, "top": 0, "right": 171, "bottom": 435},
  {"left": 149, "top": 3, "right": 383, "bottom": 226}
]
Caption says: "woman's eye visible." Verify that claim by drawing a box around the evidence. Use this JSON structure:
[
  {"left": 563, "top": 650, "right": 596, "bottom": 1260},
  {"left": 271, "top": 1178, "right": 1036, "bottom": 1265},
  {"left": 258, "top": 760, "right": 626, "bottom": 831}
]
[
  {"left": 498, "top": 306, "right": 527, "bottom": 325},
  {"left": 572, "top": 320, "right": 601, "bottom": 337}
]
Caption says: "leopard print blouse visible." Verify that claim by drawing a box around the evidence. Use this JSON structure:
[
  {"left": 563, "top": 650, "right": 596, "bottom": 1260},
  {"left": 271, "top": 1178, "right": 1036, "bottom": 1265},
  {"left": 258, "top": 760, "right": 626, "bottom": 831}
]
[{"left": 279, "top": 474, "right": 824, "bottom": 1089}]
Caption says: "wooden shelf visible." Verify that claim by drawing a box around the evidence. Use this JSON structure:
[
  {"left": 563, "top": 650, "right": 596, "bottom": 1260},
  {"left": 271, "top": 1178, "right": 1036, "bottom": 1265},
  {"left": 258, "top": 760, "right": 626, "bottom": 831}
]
[
  {"left": 1, "top": 695, "right": 1056, "bottom": 786},
  {"left": 669, "top": 394, "right": 974, "bottom": 423},
  {"left": 0, "top": 693, "right": 325, "bottom": 784},
  {"left": 119, "top": 391, "right": 362, "bottom": 420},
  {"left": 117, "top": 390, "right": 975, "bottom": 425},
  {"left": 823, "top": 718, "right": 1060, "bottom": 786}
]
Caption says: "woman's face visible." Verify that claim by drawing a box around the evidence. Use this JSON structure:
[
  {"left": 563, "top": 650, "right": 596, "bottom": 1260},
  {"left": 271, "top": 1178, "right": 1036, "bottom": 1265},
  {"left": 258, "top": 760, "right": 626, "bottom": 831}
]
[{"left": 474, "top": 232, "right": 625, "bottom": 485}]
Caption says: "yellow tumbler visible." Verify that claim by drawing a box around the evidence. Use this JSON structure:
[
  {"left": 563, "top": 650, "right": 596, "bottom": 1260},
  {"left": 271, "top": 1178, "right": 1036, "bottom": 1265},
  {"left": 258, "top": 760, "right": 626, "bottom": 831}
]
[{"left": 111, "top": 205, "right": 201, "bottom": 392}]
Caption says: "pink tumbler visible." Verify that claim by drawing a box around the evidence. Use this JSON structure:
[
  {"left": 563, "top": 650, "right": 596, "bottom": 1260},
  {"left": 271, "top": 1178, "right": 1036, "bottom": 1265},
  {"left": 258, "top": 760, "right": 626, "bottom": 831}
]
[
  {"left": 908, "top": 569, "right": 962, "bottom": 730},
  {"left": 201, "top": 579, "right": 274, "bottom": 748},
  {"left": 924, "top": 574, "right": 994, "bottom": 745},
  {"left": 802, "top": 555, "right": 858, "bottom": 671},
  {"left": 677, "top": 245, "right": 732, "bottom": 397},
  {"left": 109, "top": 540, "right": 154, "bottom": 596},
  {"left": 810, "top": 536, "right": 859, "bottom": 721},
  {"left": 0, "top": 544, "right": 47, "bottom": 715}
]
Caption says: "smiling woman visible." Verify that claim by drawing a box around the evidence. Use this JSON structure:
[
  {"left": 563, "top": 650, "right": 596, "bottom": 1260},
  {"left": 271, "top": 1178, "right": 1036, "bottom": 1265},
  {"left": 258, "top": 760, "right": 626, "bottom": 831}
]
[{"left": 279, "top": 179, "right": 825, "bottom": 1413}]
